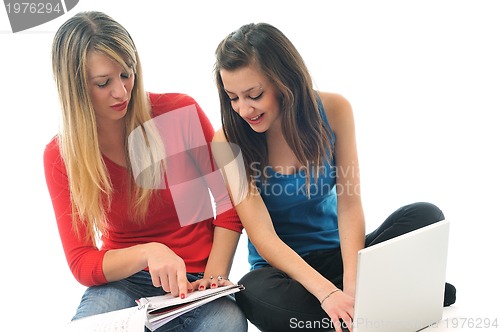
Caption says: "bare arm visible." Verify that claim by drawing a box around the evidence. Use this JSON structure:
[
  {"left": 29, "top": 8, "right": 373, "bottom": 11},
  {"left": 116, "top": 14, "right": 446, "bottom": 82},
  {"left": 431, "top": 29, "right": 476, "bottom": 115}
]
[
  {"left": 103, "top": 243, "right": 190, "bottom": 297},
  {"left": 319, "top": 92, "right": 366, "bottom": 297},
  {"left": 231, "top": 189, "right": 337, "bottom": 298},
  {"left": 199, "top": 226, "right": 241, "bottom": 288},
  {"left": 212, "top": 150, "right": 355, "bottom": 330},
  {"left": 211, "top": 92, "right": 366, "bottom": 331},
  {"left": 211, "top": 130, "right": 342, "bottom": 301}
]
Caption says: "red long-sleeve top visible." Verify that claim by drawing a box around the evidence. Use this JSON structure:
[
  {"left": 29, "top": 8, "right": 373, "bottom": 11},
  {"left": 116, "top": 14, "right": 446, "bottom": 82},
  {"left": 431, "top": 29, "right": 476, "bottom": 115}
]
[{"left": 44, "top": 93, "right": 242, "bottom": 287}]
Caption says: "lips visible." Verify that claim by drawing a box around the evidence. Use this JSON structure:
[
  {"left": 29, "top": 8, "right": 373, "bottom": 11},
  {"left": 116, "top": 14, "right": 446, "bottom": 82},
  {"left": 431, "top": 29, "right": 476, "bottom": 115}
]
[
  {"left": 111, "top": 100, "right": 128, "bottom": 112},
  {"left": 247, "top": 113, "right": 264, "bottom": 124}
]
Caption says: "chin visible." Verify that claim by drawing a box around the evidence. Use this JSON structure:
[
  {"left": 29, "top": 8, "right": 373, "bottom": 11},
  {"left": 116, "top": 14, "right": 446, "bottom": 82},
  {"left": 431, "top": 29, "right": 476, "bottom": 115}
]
[{"left": 248, "top": 124, "right": 268, "bottom": 133}]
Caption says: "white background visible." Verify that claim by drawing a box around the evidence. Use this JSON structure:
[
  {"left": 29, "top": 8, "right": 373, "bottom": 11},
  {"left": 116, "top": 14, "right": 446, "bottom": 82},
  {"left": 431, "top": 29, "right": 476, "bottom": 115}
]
[{"left": 1, "top": 1, "right": 499, "bottom": 330}]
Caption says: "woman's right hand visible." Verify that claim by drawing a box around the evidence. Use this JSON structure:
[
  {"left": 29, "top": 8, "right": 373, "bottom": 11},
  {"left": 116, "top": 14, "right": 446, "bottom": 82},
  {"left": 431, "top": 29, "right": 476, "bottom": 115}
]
[
  {"left": 145, "top": 242, "right": 192, "bottom": 298},
  {"left": 321, "top": 290, "right": 355, "bottom": 332}
]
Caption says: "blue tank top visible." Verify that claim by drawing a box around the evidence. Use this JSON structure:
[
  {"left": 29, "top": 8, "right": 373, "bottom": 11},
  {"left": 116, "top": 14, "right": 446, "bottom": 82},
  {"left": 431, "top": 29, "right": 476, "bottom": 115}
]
[{"left": 248, "top": 98, "right": 340, "bottom": 269}]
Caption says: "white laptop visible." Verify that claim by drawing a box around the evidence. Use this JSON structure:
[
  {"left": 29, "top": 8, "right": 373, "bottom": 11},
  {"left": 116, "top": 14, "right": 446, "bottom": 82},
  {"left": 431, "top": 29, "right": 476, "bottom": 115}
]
[{"left": 351, "top": 219, "right": 450, "bottom": 332}]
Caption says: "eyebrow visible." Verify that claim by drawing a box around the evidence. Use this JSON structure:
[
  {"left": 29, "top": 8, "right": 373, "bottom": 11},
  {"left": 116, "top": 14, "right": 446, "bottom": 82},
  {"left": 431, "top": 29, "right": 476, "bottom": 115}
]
[
  {"left": 89, "top": 67, "right": 132, "bottom": 80},
  {"left": 224, "top": 84, "right": 261, "bottom": 95},
  {"left": 89, "top": 74, "right": 110, "bottom": 80}
]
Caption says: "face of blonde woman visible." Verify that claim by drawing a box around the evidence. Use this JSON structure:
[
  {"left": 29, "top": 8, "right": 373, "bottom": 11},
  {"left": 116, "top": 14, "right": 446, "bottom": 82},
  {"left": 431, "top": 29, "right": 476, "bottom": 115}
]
[
  {"left": 220, "top": 64, "right": 282, "bottom": 134},
  {"left": 86, "top": 51, "right": 135, "bottom": 126}
]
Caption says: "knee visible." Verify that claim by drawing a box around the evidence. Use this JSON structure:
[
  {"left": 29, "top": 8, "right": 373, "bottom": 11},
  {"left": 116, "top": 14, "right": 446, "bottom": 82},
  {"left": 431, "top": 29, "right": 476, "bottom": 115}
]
[
  {"left": 220, "top": 297, "right": 248, "bottom": 331},
  {"left": 406, "top": 202, "right": 445, "bottom": 225},
  {"left": 72, "top": 285, "right": 136, "bottom": 320},
  {"left": 237, "top": 267, "right": 287, "bottom": 303},
  {"left": 236, "top": 268, "right": 286, "bottom": 320},
  {"left": 236, "top": 270, "right": 265, "bottom": 309}
]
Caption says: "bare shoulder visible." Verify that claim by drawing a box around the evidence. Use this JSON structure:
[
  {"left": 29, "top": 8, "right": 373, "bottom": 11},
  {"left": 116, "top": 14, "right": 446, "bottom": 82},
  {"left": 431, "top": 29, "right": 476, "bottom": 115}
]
[
  {"left": 212, "top": 128, "right": 228, "bottom": 143},
  {"left": 317, "top": 91, "right": 354, "bottom": 132},
  {"left": 210, "top": 128, "right": 234, "bottom": 167}
]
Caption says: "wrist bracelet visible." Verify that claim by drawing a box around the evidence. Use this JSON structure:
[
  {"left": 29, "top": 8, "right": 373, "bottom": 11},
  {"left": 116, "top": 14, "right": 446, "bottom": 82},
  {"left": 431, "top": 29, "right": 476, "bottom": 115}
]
[{"left": 320, "top": 289, "right": 341, "bottom": 305}]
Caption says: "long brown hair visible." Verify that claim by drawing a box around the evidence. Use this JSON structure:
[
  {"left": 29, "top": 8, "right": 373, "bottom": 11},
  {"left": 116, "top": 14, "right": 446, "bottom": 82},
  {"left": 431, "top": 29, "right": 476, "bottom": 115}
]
[{"left": 214, "top": 23, "right": 333, "bottom": 193}]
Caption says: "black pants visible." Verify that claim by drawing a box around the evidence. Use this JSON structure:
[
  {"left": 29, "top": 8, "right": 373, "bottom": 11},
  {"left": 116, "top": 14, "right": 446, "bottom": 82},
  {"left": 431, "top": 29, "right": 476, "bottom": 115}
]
[{"left": 235, "top": 202, "right": 446, "bottom": 332}]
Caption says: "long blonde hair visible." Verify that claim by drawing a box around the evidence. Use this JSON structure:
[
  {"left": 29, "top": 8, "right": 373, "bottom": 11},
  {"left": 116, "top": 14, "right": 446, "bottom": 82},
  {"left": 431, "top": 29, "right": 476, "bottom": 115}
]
[{"left": 51, "top": 11, "right": 163, "bottom": 244}]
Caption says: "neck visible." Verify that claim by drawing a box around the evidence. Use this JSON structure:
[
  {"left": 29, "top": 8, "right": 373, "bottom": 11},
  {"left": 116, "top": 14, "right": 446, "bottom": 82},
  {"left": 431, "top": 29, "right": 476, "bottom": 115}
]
[
  {"left": 266, "top": 123, "right": 302, "bottom": 173},
  {"left": 97, "top": 118, "right": 127, "bottom": 167}
]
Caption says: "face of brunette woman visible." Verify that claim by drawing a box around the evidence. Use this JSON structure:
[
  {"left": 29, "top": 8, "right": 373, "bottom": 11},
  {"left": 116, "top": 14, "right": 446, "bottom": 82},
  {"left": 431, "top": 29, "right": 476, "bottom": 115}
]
[{"left": 220, "top": 64, "right": 282, "bottom": 134}]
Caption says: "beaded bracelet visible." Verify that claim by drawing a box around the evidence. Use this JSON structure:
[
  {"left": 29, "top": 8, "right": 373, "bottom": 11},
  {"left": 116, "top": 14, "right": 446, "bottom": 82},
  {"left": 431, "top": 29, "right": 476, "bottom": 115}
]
[{"left": 320, "top": 289, "right": 341, "bottom": 305}]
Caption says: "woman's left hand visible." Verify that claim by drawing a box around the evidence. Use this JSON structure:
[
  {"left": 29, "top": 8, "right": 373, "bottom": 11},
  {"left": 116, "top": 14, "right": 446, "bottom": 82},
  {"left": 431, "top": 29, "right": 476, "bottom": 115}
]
[
  {"left": 191, "top": 275, "right": 234, "bottom": 291},
  {"left": 321, "top": 289, "right": 355, "bottom": 332}
]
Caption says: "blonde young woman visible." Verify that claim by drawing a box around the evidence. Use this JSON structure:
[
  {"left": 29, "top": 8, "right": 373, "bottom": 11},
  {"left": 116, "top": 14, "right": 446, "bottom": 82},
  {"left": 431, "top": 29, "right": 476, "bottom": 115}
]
[
  {"left": 212, "top": 22, "right": 456, "bottom": 332},
  {"left": 44, "top": 11, "right": 247, "bottom": 331}
]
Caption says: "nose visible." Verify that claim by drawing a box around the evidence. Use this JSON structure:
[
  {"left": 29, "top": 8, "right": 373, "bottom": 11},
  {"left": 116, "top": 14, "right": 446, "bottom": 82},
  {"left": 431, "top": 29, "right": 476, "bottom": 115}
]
[
  {"left": 235, "top": 99, "right": 254, "bottom": 118},
  {"left": 111, "top": 78, "right": 127, "bottom": 99}
]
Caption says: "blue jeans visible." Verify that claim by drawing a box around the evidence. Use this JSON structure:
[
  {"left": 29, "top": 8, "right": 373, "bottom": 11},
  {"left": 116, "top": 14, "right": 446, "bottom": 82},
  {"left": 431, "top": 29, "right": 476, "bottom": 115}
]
[{"left": 72, "top": 271, "right": 248, "bottom": 332}]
